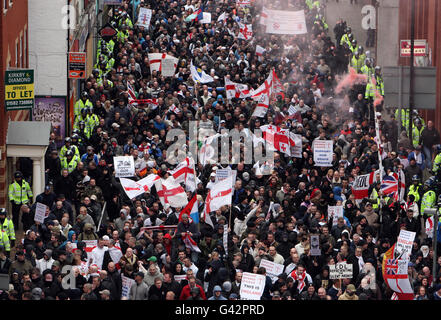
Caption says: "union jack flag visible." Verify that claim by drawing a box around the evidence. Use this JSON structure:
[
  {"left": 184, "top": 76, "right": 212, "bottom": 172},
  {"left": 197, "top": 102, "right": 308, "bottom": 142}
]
[
  {"left": 386, "top": 259, "right": 398, "bottom": 275},
  {"left": 381, "top": 172, "right": 405, "bottom": 201}
]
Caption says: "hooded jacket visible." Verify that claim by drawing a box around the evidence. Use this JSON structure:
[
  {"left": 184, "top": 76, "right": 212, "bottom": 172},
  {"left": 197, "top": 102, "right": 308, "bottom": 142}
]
[
  {"left": 78, "top": 223, "right": 99, "bottom": 241},
  {"left": 36, "top": 250, "right": 54, "bottom": 272}
]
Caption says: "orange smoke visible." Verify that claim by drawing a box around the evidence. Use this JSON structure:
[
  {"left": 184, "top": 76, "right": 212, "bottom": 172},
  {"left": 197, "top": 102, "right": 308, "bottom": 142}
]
[{"left": 335, "top": 68, "right": 368, "bottom": 94}]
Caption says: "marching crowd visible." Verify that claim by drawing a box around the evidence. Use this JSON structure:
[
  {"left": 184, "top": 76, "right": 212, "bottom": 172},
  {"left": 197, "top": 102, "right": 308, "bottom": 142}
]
[{"left": 2, "top": 0, "right": 441, "bottom": 301}]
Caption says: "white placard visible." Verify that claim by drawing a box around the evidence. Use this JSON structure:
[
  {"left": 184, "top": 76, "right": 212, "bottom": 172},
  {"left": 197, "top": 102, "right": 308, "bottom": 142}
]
[
  {"left": 114, "top": 156, "right": 135, "bottom": 178},
  {"left": 215, "top": 168, "right": 231, "bottom": 182},
  {"left": 34, "top": 202, "right": 48, "bottom": 224},
  {"left": 259, "top": 259, "right": 284, "bottom": 283},
  {"left": 137, "top": 8, "right": 152, "bottom": 29},
  {"left": 199, "top": 12, "right": 212, "bottom": 24},
  {"left": 121, "top": 275, "right": 136, "bottom": 299},
  {"left": 174, "top": 275, "right": 187, "bottom": 282},
  {"left": 239, "top": 272, "right": 266, "bottom": 300},
  {"left": 291, "top": 134, "right": 302, "bottom": 158},
  {"left": 312, "top": 140, "right": 333, "bottom": 167},
  {"left": 161, "top": 58, "right": 176, "bottom": 77},
  {"left": 328, "top": 206, "right": 344, "bottom": 226},
  {"left": 237, "top": 0, "right": 251, "bottom": 7},
  {"left": 265, "top": 9, "right": 307, "bottom": 35},
  {"left": 329, "top": 262, "right": 353, "bottom": 279},
  {"left": 310, "top": 235, "right": 321, "bottom": 256},
  {"left": 395, "top": 230, "right": 416, "bottom": 260}
]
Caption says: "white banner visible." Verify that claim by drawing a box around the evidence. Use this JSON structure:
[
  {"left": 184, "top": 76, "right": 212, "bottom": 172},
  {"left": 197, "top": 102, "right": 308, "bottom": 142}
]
[
  {"left": 121, "top": 275, "right": 136, "bottom": 299},
  {"left": 265, "top": 9, "right": 307, "bottom": 35},
  {"left": 161, "top": 59, "right": 176, "bottom": 77},
  {"left": 328, "top": 206, "right": 344, "bottom": 226},
  {"left": 395, "top": 230, "right": 416, "bottom": 260},
  {"left": 137, "top": 8, "right": 152, "bottom": 28},
  {"left": 312, "top": 140, "right": 333, "bottom": 167},
  {"left": 34, "top": 202, "right": 48, "bottom": 224},
  {"left": 114, "top": 156, "right": 135, "bottom": 178},
  {"left": 259, "top": 259, "right": 284, "bottom": 283},
  {"left": 240, "top": 272, "right": 266, "bottom": 300},
  {"left": 329, "top": 262, "right": 353, "bottom": 279}
]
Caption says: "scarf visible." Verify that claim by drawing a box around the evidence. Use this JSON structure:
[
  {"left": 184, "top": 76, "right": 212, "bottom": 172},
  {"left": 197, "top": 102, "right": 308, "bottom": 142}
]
[{"left": 291, "top": 270, "right": 306, "bottom": 292}]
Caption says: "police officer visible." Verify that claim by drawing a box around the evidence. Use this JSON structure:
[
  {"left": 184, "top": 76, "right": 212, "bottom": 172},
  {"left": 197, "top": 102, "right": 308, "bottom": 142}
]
[
  {"left": 86, "top": 107, "right": 99, "bottom": 138},
  {"left": 8, "top": 171, "right": 33, "bottom": 230},
  {"left": 74, "top": 108, "right": 89, "bottom": 131},
  {"left": 60, "top": 137, "right": 80, "bottom": 162},
  {"left": 433, "top": 145, "right": 441, "bottom": 176},
  {"left": 350, "top": 51, "right": 363, "bottom": 73},
  {"left": 421, "top": 178, "right": 436, "bottom": 219},
  {"left": 365, "top": 66, "right": 385, "bottom": 106},
  {"left": 0, "top": 208, "right": 15, "bottom": 257},
  {"left": 408, "top": 175, "right": 423, "bottom": 204},
  {"left": 61, "top": 150, "right": 79, "bottom": 174},
  {"left": 71, "top": 133, "right": 86, "bottom": 156},
  {"left": 412, "top": 119, "right": 425, "bottom": 148},
  {"left": 361, "top": 58, "right": 374, "bottom": 80},
  {"left": 74, "top": 92, "right": 93, "bottom": 118}
]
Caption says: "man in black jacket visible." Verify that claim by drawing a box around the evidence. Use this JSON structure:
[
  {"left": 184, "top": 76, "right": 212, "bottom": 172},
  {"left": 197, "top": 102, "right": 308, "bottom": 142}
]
[
  {"left": 162, "top": 271, "right": 181, "bottom": 299},
  {"left": 400, "top": 208, "right": 420, "bottom": 237},
  {"left": 0, "top": 246, "right": 12, "bottom": 275}
]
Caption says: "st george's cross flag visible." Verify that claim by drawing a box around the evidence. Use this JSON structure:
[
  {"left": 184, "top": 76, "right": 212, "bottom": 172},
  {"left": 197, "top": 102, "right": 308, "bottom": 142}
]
[
  {"left": 260, "top": 125, "right": 299, "bottom": 156},
  {"left": 202, "top": 176, "right": 233, "bottom": 228},
  {"left": 168, "top": 157, "right": 199, "bottom": 192},
  {"left": 251, "top": 69, "right": 283, "bottom": 117},
  {"left": 224, "top": 77, "right": 251, "bottom": 100},
  {"left": 154, "top": 176, "right": 188, "bottom": 208},
  {"left": 237, "top": 22, "right": 253, "bottom": 40},
  {"left": 148, "top": 53, "right": 178, "bottom": 74},
  {"left": 120, "top": 174, "right": 160, "bottom": 199}
]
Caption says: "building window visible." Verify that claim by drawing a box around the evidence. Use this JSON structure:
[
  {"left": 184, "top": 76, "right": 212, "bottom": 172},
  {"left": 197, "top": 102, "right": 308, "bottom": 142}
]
[
  {"left": 3, "top": 0, "right": 7, "bottom": 12},
  {"left": 8, "top": 0, "right": 12, "bottom": 8}
]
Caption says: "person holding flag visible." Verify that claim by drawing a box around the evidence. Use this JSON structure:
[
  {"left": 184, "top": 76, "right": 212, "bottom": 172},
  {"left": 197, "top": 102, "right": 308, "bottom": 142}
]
[{"left": 177, "top": 212, "right": 200, "bottom": 263}]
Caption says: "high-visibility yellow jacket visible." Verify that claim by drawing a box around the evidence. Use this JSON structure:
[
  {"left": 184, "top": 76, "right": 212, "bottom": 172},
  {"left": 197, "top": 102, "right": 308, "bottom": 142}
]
[
  {"left": 408, "top": 184, "right": 422, "bottom": 203},
  {"left": 61, "top": 155, "right": 80, "bottom": 174},
  {"left": 433, "top": 153, "right": 441, "bottom": 175},
  {"left": 60, "top": 144, "right": 80, "bottom": 161},
  {"left": 8, "top": 180, "right": 33, "bottom": 205},
  {"left": 0, "top": 218, "right": 15, "bottom": 251},
  {"left": 412, "top": 125, "right": 424, "bottom": 147},
  {"left": 421, "top": 190, "right": 436, "bottom": 215},
  {"left": 74, "top": 99, "right": 93, "bottom": 117}
]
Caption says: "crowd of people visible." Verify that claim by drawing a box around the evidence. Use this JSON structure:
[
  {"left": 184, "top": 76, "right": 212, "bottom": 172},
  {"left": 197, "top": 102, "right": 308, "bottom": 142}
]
[{"left": 2, "top": 0, "right": 441, "bottom": 301}]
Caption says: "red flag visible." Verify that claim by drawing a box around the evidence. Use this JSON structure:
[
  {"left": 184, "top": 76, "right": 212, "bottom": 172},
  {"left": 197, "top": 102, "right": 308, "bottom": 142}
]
[{"left": 179, "top": 194, "right": 198, "bottom": 223}]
